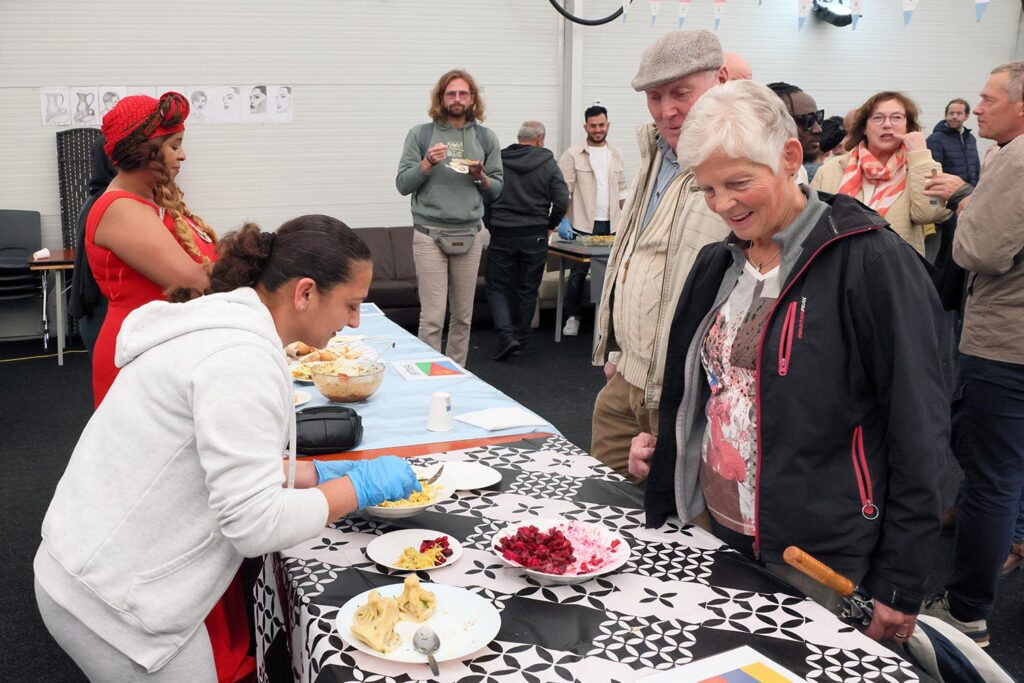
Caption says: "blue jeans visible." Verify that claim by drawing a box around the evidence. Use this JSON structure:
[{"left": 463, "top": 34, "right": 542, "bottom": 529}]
[
  {"left": 565, "top": 220, "right": 611, "bottom": 319},
  {"left": 947, "top": 354, "right": 1024, "bottom": 621},
  {"left": 485, "top": 233, "right": 549, "bottom": 344}
]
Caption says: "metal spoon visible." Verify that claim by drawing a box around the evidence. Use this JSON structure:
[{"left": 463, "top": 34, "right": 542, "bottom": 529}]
[
  {"left": 418, "top": 464, "right": 445, "bottom": 487},
  {"left": 412, "top": 625, "right": 440, "bottom": 675}
]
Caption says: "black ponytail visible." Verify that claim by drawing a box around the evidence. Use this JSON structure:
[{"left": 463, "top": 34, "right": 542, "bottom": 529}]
[{"left": 169, "top": 214, "right": 371, "bottom": 302}]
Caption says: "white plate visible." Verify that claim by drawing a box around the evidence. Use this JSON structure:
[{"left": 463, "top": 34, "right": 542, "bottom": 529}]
[
  {"left": 289, "top": 362, "right": 315, "bottom": 384},
  {"left": 492, "top": 518, "right": 631, "bottom": 584},
  {"left": 366, "top": 529, "right": 463, "bottom": 571},
  {"left": 437, "top": 461, "right": 502, "bottom": 490},
  {"left": 336, "top": 583, "right": 501, "bottom": 665},
  {"left": 293, "top": 390, "right": 312, "bottom": 407},
  {"left": 363, "top": 482, "right": 455, "bottom": 519}
]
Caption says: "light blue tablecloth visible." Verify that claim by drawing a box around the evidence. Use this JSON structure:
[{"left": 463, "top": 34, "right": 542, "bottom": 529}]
[{"left": 294, "top": 313, "right": 559, "bottom": 452}]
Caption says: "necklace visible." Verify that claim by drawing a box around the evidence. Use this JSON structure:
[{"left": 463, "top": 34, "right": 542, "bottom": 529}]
[
  {"left": 185, "top": 216, "right": 213, "bottom": 243},
  {"left": 747, "top": 245, "right": 781, "bottom": 272}
]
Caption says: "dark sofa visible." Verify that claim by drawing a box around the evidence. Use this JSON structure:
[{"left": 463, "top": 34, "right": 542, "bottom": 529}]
[{"left": 357, "top": 226, "right": 490, "bottom": 330}]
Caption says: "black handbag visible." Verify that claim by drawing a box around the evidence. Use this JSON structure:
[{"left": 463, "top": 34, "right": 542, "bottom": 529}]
[{"left": 295, "top": 406, "right": 363, "bottom": 455}]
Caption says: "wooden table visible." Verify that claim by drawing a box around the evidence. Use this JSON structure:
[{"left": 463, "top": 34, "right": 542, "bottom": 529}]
[
  {"left": 29, "top": 249, "right": 74, "bottom": 366},
  {"left": 548, "top": 239, "right": 611, "bottom": 347}
]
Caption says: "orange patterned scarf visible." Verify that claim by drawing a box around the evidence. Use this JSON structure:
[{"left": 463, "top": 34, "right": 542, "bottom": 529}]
[{"left": 837, "top": 142, "right": 907, "bottom": 217}]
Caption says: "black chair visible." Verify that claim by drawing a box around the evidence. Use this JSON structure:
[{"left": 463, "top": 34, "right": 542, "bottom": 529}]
[
  {"left": 57, "top": 127, "right": 103, "bottom": 250},
  {"left": 0, "top": 209, "right": 49, "bottom": 344}
]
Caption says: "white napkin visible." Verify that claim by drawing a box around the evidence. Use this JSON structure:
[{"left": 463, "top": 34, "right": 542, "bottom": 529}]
[{"left": 454, "top": 407, "right": 548, "bottom": 431}]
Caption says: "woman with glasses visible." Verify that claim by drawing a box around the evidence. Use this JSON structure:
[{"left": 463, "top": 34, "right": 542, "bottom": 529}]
[{"left": 812, "top": 91, "right": 950, "bottom": 256}]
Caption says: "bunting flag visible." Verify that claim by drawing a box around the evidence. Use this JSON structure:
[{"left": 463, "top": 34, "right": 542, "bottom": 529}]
[
  {"left": 902, "top": 0, "right": 918, "bottom": 26},
  {"left": 678, "top": 0, "right": 692, "bottom": 27},
  {"left": 798, "top": 0, "right": 813, "bottom": 30},
  {"left": 651, "top": 0, "right": 661, "bottom": 25},
  {"left": 622, "top": 0, "right": 630, "bottom": 22},
  {"left": 975, "top": 0, "right": 988, "bottom": 22},
  {"left": 713, "top": 0, "right": 727, "bottom": 30},
  {"left": 850, "top": 0, "right": 863, "bottom": 29}
]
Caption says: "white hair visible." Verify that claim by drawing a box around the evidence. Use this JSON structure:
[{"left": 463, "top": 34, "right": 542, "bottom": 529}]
[
  {"left": 677, "top": 80, "right": 798, "bottom": 174},
  {"left": 517, "top": 120, "right": 546, "bottom": 142},
  {"left": 992, "top": 62, "right": 1024, "bottom": 102}
]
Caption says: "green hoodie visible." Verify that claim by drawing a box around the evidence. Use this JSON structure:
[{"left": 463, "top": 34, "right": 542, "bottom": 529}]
[{"left": 395, "top": 121, "right": 504, "bottom": 230}]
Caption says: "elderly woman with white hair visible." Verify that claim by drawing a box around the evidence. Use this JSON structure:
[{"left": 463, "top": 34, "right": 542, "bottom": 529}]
[{"left": 632, "top": 81, "right": 947, "bottom": 644}]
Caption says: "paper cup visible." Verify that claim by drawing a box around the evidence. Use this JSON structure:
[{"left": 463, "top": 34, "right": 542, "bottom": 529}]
[{"left": 426, "top": 391, "right": 453, "bottom": 432}]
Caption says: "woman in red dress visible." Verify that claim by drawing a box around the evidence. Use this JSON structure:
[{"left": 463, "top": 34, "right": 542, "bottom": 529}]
[
  {"left": 87, "top": 93, "right": 254, "bottom": 682},
  {"left": 86, "top": 91, "right": 216, "bottom": 408}
]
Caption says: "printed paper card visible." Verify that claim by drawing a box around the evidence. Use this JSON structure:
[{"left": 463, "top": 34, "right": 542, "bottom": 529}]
[
  {"left": 392, "top": 358, "right": 468, "bottom": 380},
  {"left": 637, "top": 646, "right": 808, "bottom": 682}
]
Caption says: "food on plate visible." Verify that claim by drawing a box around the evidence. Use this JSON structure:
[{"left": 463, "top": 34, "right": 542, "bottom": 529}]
[
  {"left": 577, "top": 234, "right": 616, "bottom": 247},
  {"left": 291, "top": 363, "right": 315, "bottom": 381},
  {"left": 396, "top": 575, "right": 437, "bottom": 622},
  {"left": 394, "top": 536, "right": 453, "bottom": 569},
  {"left": 495, "top": 522, "right": 623, "bottom": 575},
  {"left": 287, "top": 341, "right": 316, "bottom": 358},
  {"left": 496, "top": 525, "right": 576, "bottom": 575},
  {"left": 351, "top": 590, "right": 401, "bottom": 653},
  {"left": 377, "top": 480, "right": 439, "bottom": 508}
]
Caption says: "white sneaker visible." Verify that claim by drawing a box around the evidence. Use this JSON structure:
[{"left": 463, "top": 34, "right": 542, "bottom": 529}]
[{"left": 562, "top": 316, "right": 580, "bottom": 336}]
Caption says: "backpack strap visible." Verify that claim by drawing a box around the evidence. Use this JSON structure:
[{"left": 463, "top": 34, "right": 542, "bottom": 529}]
[{"left": 416, "top": 123, "right": 434, "bottom": 157}]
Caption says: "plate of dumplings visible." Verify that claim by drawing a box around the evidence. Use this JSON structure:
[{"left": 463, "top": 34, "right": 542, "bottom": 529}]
[{"left": 335, "top": 576, "right": 501, "bottom": 665}]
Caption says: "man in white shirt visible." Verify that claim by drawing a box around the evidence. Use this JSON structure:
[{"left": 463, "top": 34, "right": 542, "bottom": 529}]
[{"left": 557, "top": 105, "right": 628, "bottom": 336}]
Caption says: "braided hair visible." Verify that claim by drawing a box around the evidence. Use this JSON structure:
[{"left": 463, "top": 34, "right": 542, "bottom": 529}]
[
  {"left": 154, "top": 183, "right": 218, "bottom": 265},
  {"left": 765, "top": 82, "right": 803, "bottom": 117}
]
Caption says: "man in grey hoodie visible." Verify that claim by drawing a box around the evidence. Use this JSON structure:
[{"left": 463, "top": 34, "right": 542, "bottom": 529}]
[
  {"left": 395, "top": 69, "right": 503, "bottom": 366},
  {"left": 484, "top": 121, "right": 568, "bottom": 360}
]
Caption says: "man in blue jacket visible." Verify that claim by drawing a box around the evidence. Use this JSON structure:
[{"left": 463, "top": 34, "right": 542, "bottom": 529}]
[{"left": 926, "top": 98, "right": 980, "bottom": 186}]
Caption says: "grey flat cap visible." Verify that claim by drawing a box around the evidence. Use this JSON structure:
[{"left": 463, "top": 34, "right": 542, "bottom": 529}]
[{"left": 631, "top": 29, "right": 724, "bottom": 91}]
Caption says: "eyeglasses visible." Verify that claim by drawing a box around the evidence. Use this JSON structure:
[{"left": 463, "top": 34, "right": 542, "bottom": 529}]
[
  {"left": 792, "top": 109, "right": 825, "bottom": 131},
  {"left": 869, "top": 113, "right": 907, "bottom": 126},
  {"left": 444, "top": 90, "right": 471, "bottom": 100}
]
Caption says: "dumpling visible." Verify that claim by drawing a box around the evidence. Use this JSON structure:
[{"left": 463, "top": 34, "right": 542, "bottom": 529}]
[
  {"left": 397, "top": 575, "right": 437, "bottom": 622},
  {"left": 351, "top": 590, "right": 401, "bottom": 653}
]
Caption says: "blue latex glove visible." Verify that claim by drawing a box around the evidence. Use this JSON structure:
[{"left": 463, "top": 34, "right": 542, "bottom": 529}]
[
  {"left": 346, "top": 456, "right": 421, "bottom": 508},
  {"left": 313, "top": 459, "right": 359, "bottom": 484},
  {"left": 558, "top": 217, "right": 574, "bottom": 241}
]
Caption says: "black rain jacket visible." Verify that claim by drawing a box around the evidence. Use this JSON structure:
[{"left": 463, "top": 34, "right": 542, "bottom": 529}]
[{"left": 645, "top": 192, "right": 947, "bottom": 614}]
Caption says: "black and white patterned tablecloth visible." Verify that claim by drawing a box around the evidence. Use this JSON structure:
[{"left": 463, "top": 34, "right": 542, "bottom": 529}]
[{"left": 255, "top": 436, "right": 921, "bottom": 683}]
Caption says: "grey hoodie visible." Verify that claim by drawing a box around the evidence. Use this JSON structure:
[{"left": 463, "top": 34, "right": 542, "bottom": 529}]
[
  {"left": 395, "top": 120, "right": 503, "bottom": 229},
  {"left": 35, "top": 288, "right": 328, "bottom": 672}
]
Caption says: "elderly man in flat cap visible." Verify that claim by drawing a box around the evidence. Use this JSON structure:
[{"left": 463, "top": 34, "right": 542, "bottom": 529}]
[{"left": 591, "top": 30, "right": 730, "bottom": 481}]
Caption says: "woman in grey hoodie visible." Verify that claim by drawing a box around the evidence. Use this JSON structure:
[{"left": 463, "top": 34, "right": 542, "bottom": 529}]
[{"left": 35, "top": 215, "right": 419, "bottom": 681}]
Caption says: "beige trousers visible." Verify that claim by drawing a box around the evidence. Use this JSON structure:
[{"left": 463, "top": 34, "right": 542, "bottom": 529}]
[
  {"left": 591, "top": 372, "right": 659, "bottom": 481},
  {"left": 412, "top": 228, "right": 483, "bottom": 366}
]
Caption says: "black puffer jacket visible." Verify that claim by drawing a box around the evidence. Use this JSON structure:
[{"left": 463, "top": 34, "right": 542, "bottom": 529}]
[
  {"left": 926, "top": 121, "right": 980, "bottom": 186},
  {"left": 645, "top": 193, "right": 947, "bottom": 614},
  {"left": 485, "top": 144, "right": 568, "bottom": 236}
]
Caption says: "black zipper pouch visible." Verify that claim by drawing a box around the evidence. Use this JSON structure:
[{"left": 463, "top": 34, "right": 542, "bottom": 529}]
[{"left": 295, "top": 406, "right": 363, "bottom": 455}]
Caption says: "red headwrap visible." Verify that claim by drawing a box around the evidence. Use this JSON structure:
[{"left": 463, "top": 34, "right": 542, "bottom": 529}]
[{"left": 102, "top": 91, "right": 190, "bottom": 163}]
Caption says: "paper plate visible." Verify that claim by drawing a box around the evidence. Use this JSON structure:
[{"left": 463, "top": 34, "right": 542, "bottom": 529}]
[
  {"left": 492, "top": 518, "right": 631, "bottom": 584},
  {"left": 293, "top": 390, "right": 312, "bottom": 407},
  {"left": 336, "top": 583, "right": 501, "bottom": 665},
  {"left": 366, "top": 529, "right": 463, "bottom": 571},
  {"left": 438, "top": 461, "right": 502, "bottom": 490}
]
